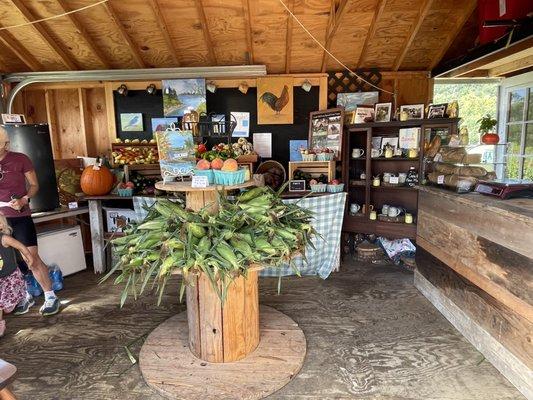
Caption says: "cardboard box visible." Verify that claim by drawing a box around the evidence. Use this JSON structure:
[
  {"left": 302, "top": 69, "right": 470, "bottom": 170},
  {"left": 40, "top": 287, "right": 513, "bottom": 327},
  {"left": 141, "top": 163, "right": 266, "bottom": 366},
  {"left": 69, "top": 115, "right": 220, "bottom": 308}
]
[{"left": 103, "top": 207, "right": 137, "bottom": 232}]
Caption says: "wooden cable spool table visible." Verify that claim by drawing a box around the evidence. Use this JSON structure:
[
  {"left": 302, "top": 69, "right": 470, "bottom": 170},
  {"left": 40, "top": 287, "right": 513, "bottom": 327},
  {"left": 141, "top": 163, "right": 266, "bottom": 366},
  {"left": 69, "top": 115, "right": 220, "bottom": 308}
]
[{"left": 142, "top": 179, "right": 307, "bottom": 399}]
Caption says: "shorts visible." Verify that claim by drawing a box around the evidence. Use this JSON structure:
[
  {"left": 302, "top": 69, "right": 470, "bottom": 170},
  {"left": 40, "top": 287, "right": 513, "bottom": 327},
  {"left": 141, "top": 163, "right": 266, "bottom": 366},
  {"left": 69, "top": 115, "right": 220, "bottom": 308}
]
[{"left": 6, "top": 216, "right": 38, "bottom": 247}]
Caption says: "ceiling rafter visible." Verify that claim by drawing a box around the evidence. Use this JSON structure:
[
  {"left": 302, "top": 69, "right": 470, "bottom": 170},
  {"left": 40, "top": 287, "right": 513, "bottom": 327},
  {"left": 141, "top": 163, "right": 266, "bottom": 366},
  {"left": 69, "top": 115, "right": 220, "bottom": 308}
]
[
  {"left": 54, "top": 0, "right": 110, "bottom": 69},
  {"left": 8, "top": 0, "right": 77, "bottom": 70},
  {"left": 148, "top": 0, "right": 180, "bottom": 67},
  {"left": 429, "top": 0, "right": 477, "bottom": 70},
  {"left": 392, "top": 0, "right": 433, "bottom": 71},
  {"left": 241, "top": 0, "right": 254, "bottom": 64},
  {"left": 0, "top": 28, "right": 42, "bottom": 71},
  {"left": 285, "top": 0, "right": 295, "bottom": 74},
  {"left": 102, "top": 1, "right": 146, "bottom": 68},
  {"left": 320, "top": 0, "right": 349, "bottom": 73},
  {"left": 194, "top": 0, "right": 217, "bottom": 66},
  {"left": 357, "top": 0, "right": 386, "bottom": 68}
]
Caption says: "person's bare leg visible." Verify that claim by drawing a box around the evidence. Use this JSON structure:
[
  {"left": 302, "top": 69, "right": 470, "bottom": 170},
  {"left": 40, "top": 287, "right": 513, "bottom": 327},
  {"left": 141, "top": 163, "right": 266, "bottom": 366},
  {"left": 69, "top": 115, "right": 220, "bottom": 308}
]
[
  {"left": 0, "top": 310, "right": 5, "bottom": 336},
  {"left": 26, "top": 246, "right": 52, "bottom": 292}
]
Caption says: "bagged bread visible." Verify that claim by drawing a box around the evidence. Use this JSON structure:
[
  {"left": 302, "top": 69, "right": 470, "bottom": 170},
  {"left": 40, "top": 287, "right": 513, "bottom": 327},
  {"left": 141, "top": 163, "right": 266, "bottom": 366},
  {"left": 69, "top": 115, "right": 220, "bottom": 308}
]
[{"left": 439, "top": 146, "right": 467, "bottom": 163}]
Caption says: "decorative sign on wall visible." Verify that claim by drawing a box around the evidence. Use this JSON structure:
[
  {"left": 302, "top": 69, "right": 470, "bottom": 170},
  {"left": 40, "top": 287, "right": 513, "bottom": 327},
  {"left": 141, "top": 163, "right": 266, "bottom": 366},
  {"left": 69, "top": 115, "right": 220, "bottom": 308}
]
[
  {"left": 120, "top": 113, "right": 143, "bottom": 131},
  {"left": 308, "top": 108, "right": 344, "bottom": 160},
  {"left": 162, "top": 79, "right": 206, "bottom": 117},
  {"left": 155, "top": 128, "right": 196, "bottom": 181},
  {"left": 257, "top": 76, "right": 293, "bottom": 125},
  {"left": 151, "top": 117, "right": 178, "bottom": 134}
]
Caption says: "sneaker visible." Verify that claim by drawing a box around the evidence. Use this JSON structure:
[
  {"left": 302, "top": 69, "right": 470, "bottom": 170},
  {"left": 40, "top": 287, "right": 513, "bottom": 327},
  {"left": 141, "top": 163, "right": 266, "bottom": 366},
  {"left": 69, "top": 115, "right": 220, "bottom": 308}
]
[
  {"left": 13, "top": 295, "right": 35, "bottom": 315},
  {"left": 40, "top": 297, "right": 60, "bottom": 316}
]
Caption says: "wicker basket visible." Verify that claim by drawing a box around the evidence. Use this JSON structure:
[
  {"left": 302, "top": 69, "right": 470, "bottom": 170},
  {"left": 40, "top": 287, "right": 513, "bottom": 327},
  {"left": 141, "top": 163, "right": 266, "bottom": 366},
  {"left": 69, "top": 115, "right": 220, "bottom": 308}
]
[
  {"left": 310, "top": 183, "right": 327, "bottom": 192},
  {"left": 327, "top": 183, "right": 344, "bottom": 193},
  {"left": 301, "top": 154, "right": 316, "bottom": 161},
  {"left": 317, "top": 153, "right": 334, "bottom": 161}
]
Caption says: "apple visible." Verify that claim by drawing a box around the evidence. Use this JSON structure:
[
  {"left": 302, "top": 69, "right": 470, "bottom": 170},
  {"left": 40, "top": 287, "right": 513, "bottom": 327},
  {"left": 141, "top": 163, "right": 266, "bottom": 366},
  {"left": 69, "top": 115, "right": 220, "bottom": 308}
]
[
  {"left": 197, "top": 143, "right": 207, "bottom": 154},
  {"left": 309, "top": 179, "right": 318, "bottom": 185},
  {"left": 330, "top": 179, "right": 340, "bottom": 185},
  {"left": 125, "top": 181, "right": 134, "bottom": 189}
]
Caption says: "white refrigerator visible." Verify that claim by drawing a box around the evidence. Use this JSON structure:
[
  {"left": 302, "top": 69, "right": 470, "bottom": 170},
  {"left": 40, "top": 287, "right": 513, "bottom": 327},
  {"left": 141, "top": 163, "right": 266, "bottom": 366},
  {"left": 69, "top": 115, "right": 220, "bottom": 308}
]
[{"left": 37, "top": 225, "right": 87, "bottom": 276}]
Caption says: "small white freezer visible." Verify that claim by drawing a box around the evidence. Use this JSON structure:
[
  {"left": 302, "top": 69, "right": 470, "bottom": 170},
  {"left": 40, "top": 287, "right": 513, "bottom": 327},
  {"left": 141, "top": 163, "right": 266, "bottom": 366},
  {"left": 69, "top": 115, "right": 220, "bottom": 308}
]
[{"left": 37, "top": 225, "right": 87, "bottom": 277}]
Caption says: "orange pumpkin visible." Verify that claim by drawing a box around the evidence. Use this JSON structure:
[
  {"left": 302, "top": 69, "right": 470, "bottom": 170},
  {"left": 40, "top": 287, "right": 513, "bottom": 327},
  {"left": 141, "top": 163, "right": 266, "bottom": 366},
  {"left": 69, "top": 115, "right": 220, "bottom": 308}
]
[{"left": 80, "top": 164, "right": 114, "bottom": 195}]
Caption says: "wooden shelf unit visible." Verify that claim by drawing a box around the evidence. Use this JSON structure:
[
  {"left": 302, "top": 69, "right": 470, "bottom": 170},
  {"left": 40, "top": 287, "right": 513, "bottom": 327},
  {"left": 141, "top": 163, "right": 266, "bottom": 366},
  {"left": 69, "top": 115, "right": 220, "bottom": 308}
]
[{"left": 341, "top": 118, "right": 459, "bottom": 240}]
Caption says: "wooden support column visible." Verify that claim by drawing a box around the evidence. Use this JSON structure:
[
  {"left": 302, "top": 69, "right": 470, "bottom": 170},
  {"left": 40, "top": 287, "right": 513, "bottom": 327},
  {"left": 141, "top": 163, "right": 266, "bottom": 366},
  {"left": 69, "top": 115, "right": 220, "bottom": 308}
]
[
  {"left": 88, "top": 199, "right": 105, "bottom": 274},
  {"left": 44, "top": 90, "right": 60, "bottom": 158},
  {"left": 319, "top": 75, "right": 328, "bottom": 110},
  {"left": 78, "top": 88, "right": 90, "bottom": 156},
  {"left": 104, "top": 82, "right": 117, "bottom": 141}
]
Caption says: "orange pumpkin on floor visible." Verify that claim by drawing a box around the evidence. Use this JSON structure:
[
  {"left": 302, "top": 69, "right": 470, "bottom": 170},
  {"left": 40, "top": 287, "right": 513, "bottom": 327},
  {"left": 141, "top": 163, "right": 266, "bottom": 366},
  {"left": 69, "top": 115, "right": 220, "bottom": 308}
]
[{"left": 80, "top": 164, "right": 114, "bottom": 195}]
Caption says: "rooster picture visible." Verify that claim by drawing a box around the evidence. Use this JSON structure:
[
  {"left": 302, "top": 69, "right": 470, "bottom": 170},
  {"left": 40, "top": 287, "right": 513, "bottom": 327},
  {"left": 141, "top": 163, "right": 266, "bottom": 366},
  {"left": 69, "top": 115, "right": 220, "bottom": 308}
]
[{"left": 259, "top": 85, "right": 290, "bottom": 114}]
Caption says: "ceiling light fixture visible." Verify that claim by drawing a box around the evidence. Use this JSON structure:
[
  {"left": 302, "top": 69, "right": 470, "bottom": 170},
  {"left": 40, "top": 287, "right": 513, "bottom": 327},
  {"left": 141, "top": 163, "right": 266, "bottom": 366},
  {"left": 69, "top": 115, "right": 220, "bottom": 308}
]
[
  {"left": 301, "top": 79, "right": 312, "bottom": 92},
  {"left": 146, "top": 83, "right": 157, "bottom": 95},
  {"left": 117, "top": 84, "right": 128, "bottom": 96}
]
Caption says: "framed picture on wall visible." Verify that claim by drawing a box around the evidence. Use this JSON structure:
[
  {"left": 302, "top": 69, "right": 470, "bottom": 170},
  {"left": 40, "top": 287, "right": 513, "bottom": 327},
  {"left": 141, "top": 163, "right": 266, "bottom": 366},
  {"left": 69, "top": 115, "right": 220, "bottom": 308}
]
[
  {"left": 308, "top": 108, "right": 344, "bottom": 160},
  {"left": 1, "top": 114, "right": 26, "bottom": 124},
  {"left": 257, "top": 76, "right": 294, "bottom": 124},
  {"left": 400, "top": 104, "right": 424, "bottom": 120},
  {"left": 120, "top": 113, "right": 144, "bottom": 131},
  {"left": 374, "top": 103, "right": 392, "bottom": 122}
]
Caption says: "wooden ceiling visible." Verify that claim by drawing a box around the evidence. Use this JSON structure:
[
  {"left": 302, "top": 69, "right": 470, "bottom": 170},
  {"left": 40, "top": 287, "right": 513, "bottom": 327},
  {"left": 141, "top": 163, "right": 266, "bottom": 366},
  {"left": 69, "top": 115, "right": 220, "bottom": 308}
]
[{"left": 0, "top": 0, "right": 476, "bottom": 74}]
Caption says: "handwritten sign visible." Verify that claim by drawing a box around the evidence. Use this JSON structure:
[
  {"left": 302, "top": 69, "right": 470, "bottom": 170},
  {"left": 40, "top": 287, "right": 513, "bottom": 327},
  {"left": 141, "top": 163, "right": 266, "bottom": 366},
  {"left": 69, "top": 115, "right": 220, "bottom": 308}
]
[
  {"left": 437, "top": 175, "right": 445, "bottom": 185},
  {"left": 389, "top": 176, "right": 399, "bottom": 185},
  {"left": 192, "top": 175, "right": 209, "bottom": 188}
]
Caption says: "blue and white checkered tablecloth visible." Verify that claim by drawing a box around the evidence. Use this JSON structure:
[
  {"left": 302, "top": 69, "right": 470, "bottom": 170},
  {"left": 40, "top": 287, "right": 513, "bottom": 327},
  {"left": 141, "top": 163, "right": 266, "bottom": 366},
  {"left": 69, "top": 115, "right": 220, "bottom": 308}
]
[{"left": 132, "top": 192, "right": 346, "bottom": 280}]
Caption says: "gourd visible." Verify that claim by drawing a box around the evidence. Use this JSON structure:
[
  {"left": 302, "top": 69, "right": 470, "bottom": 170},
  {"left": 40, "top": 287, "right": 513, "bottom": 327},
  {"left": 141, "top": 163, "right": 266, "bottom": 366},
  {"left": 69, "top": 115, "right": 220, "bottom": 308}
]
[{"left": 80, "top": 164, "right": 114, "bottom": 195}]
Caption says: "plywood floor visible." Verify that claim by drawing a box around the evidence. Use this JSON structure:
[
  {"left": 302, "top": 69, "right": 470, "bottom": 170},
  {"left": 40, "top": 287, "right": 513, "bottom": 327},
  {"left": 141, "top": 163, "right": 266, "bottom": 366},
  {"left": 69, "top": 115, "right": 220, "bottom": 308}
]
[{"left": 0, "top": 259, "right": 523, "bottom": 400}]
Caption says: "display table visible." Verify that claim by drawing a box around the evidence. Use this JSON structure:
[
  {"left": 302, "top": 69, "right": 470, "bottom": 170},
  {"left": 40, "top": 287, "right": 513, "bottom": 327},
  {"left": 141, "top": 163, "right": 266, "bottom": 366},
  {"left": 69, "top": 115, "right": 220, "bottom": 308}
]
[
  {"left": 415, "top": 186, "right": 532, "bottom": 398},
  {"left": 141, "top": 180, "right": 307, "bottom": 399}
]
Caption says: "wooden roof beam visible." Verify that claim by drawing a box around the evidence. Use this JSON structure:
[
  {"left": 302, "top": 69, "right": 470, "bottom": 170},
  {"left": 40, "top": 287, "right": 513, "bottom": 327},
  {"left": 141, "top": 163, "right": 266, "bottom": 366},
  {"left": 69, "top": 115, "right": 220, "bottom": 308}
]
[
  {"left": 320, "top": 0, "right": 349, "bottom": 72},
  {"left": 102, "top": 2, "right": 146, "bottom": 68},
  {"left": 148, "top": 0, "right": 180, "bottom": 67},
  {"left": 357, "top": 0, "right": 386, "bottom": 68},
  {"left": 242, "top": 0, "right": 254, "bottom": 64},
  {"left": 488, "top": 54, "right": 533, "bottom": 77},
  {"left": 194, "top": 0, "right": 217, "bottom": 65},
  {"left": 285, "top": 0, "right": 294, "bottom": 73},
  {"left": 429, "top": 0, "right": 477, "bottom": 70},
  {"left": 392, "top": 0, "right": 433, "bottom": 71},
  {"left": 54, "top": 0, "right": 111, "bottom": 69},
  {"left": 0, "top": 28, "right": 42, "bottom": 71},
  {"left": 8, "top": 0, "right": 77, "bottom": 70}
]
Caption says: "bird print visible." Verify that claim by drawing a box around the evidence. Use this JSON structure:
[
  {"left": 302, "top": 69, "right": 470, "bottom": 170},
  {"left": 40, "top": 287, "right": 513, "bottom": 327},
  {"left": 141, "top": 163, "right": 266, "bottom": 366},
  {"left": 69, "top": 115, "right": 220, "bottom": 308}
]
[
  {"left": 259, "top": 85, "right": 290, "bottom": 114},
  {"left": 122, "top": 114, "right": 142, "bottom": 131}
]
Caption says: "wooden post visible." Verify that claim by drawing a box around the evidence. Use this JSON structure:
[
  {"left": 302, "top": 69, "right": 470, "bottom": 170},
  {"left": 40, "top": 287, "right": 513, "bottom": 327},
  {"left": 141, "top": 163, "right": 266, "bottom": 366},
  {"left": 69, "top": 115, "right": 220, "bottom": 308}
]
[
  {"left": 88, "top": 199, "right": 106, "bottom": 273},
  {"left": 186, "top": 270, "right": 260, "bottom": 363}
]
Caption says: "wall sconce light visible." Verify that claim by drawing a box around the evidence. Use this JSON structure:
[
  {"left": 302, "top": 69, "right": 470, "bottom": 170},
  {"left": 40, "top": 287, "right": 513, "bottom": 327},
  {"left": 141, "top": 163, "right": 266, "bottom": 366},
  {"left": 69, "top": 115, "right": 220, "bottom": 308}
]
[
  {"left": 146, "top": 83, "right": 157, "bottom": 95},
  {"left": 117, "top": 84, "right": 128, "bottom": 96},
  {"left": 238, "top": 82, "right": 249, "bottom": 94},
  {"left": 206, "top": 81, "right": 217, "bottom": 93},
  {"left": 301, "top": 79, "right": 312, "bottom": 92}
]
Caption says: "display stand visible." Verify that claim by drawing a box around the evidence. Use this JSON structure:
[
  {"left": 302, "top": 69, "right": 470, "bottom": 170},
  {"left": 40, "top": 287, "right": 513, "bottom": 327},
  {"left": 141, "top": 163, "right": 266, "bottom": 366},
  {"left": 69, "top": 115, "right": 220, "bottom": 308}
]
[{"left": 142, "top": 180, "right": 307, "bottom": 399}]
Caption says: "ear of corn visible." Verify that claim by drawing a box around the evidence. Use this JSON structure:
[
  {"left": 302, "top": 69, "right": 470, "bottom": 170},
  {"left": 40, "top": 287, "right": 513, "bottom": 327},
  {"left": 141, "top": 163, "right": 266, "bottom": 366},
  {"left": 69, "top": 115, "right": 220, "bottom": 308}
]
[{"left": 103, "top": 186, "right": 319, "bottom": 306}]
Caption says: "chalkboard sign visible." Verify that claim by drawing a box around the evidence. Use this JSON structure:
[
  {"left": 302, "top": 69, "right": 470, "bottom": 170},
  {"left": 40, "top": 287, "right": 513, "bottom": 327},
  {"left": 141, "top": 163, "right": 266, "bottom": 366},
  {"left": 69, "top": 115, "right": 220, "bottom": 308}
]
[
  {"left": 308, "top": 108, "right": 344, "bottom": 160},
  {"left": 114, "top": 89, "right": 164, "bottom": 141},
  {"left": 289, "top": 180, "right": 306, "bottom": 192}
]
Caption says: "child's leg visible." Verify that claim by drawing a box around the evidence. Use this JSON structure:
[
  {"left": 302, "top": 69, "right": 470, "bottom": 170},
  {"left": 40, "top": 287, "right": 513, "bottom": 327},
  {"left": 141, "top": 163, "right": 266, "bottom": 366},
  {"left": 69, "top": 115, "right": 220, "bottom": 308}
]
[{"left": 0, "top": 310, "right": 5, "bottom": 337}]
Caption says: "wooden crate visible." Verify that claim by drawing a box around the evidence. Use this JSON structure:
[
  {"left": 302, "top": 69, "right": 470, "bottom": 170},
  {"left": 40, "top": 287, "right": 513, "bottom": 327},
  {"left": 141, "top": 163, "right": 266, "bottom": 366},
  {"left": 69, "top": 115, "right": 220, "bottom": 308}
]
[{"left": 288, "top": 160, "right": 335, "bottom": 181}]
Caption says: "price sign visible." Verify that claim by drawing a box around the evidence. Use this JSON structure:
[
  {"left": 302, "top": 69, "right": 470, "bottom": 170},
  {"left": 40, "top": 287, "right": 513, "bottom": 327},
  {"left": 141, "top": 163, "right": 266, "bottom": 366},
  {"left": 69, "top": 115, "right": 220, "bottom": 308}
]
[
  {"left": 289, "top": 180, "right": 306, "bottom": 192},
  {"left": 68, "top": 201, "right": 79, "bottom": 209},
  {"left": 437, "top": 175, "right": 445, "bottom": 184},
  {"left": 389, "top": 176, "right": 399, "bottom": 185},
  {"left": 192, "top": 175, "right": 209, "bottom": 188}
]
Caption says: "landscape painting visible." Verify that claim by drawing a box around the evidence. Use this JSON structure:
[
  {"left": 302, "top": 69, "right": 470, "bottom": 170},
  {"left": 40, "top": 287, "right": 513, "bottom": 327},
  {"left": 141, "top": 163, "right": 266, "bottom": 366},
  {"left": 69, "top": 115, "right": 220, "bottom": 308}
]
[
  {"left": 155, "top": 129, "right": 196, "bottom": 178},
  {"left": 151, "top": 117, "right": 178, "bottom": 133},
  {"left": 337, "top": 91, "right": 379, "bottom": 111},
  {"left": 162, "top": 79, "right": 206, "bottom": 117},
  {"left": 257, "top": 76, "right": 293, "bottom": 124}
]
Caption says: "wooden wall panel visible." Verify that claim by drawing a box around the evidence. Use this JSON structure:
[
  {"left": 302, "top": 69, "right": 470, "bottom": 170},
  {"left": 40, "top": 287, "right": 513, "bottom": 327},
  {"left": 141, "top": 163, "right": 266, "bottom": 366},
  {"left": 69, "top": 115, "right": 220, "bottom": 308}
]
[
  {"left": 85, "top": 88, "right": 111, "bottom": 156},
  {"left": 53, "top": 89, "right": 86, "bottom": 158},
  {"left": 417, "top": 248, "right": 533, "bottom": 369},
  {"left": 395, "top": 77, "right": 429, "bottom": 105},
  {"left": 20, "top": 89, "right": 47, "bottom": 124}
]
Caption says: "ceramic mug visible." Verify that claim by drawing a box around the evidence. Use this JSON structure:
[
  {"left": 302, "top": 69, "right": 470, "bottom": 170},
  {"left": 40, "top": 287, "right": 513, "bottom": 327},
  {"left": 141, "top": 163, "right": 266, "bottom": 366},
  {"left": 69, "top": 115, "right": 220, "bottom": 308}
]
[
  {"left": 382, "top": 204, "right": 390, "bottom": 215},
  {"left": 384, "top": 148, "right": 393, "bottom": 158},
  {"left": 369, "top": 210, "right": 377, "bottom": 220},
  {"left": 371, "top": 148, "right": 383, "bottom": 158},
  {"left": 394, "top": 147, "right": 403, "bottom": 157},
  {"left": 388, "top": 206, "right": 401, "bottom": 218},
  {"left": 352, "top": 148, "right": 365, "bottom": 158},
  {"left": 350, "top": 203, "right": 361, "bottom": 215},
  {"left": 360, "top": 172, "right": 366, "bottom": 180},
  {"left": 405, "top": 213, "right": 413, "bottom": 224},
  {"left": 383, "top": 172, "right": 391, "bottom": 183},
  {"left": 408, "top": 148, "right": 418, "bottom": 158},
  {"left": 362, "top": 204, "right": 374, "bottom": 214},
  {"left": 372, "top": 176, "right": 380, "bottom": 187}
]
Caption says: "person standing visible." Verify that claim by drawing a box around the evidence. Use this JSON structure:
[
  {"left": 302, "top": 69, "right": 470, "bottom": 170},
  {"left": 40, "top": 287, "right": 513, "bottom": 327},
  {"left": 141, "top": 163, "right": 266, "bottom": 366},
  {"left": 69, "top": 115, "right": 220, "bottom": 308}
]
[{"left": 0, "top": 127, "right": 60, "bottom": 316}]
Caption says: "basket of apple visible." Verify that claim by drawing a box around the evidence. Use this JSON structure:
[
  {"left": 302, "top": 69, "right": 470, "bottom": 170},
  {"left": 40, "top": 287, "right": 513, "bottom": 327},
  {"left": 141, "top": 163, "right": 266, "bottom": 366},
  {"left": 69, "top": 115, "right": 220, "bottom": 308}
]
[
  {"left": 326, "top": 179, "right": 344, "bottom": 193},
  {"left": 316, "top": 148, "right": 335, "bottom": 161},
  {"left": 117, "top": 181, "right": 134, "bottom": 197},
  {"left": 300, "top": 149, "right": 316, "bottom": 162}
]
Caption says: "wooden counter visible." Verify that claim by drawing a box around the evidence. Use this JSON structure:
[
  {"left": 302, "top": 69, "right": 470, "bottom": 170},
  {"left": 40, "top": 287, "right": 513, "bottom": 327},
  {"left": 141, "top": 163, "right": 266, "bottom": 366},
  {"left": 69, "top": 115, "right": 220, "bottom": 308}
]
[{"left": 415, "top": 186, "right": 532, "bottom": 399}]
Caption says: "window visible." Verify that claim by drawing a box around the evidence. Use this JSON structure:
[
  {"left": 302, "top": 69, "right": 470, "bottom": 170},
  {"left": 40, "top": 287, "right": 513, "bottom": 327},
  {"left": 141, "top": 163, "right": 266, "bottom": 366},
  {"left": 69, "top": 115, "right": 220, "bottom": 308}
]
[{"left": 499, "top": 72, "right": 533, "bottom": 180}]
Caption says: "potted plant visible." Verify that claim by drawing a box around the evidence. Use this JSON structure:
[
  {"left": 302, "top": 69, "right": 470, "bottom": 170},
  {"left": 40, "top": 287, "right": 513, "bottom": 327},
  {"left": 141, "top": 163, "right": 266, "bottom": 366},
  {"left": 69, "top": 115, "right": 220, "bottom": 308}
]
[{"left": 477, "top": 114, "right": 499, "bottom": 144}]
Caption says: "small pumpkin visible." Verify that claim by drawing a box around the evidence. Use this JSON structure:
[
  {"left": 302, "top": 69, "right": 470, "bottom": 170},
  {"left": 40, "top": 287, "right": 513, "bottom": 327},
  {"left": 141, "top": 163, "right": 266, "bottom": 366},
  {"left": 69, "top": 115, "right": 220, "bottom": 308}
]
[{"left": 80, "top": 164, "right": 114, "bottom": 195}]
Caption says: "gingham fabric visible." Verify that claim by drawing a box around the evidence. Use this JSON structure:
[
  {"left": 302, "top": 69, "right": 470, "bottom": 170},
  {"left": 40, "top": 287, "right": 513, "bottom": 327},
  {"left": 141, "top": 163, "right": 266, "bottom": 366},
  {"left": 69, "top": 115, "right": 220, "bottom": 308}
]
[{"left": 132, "top": 192, "right": 346, "bottom": 280}]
